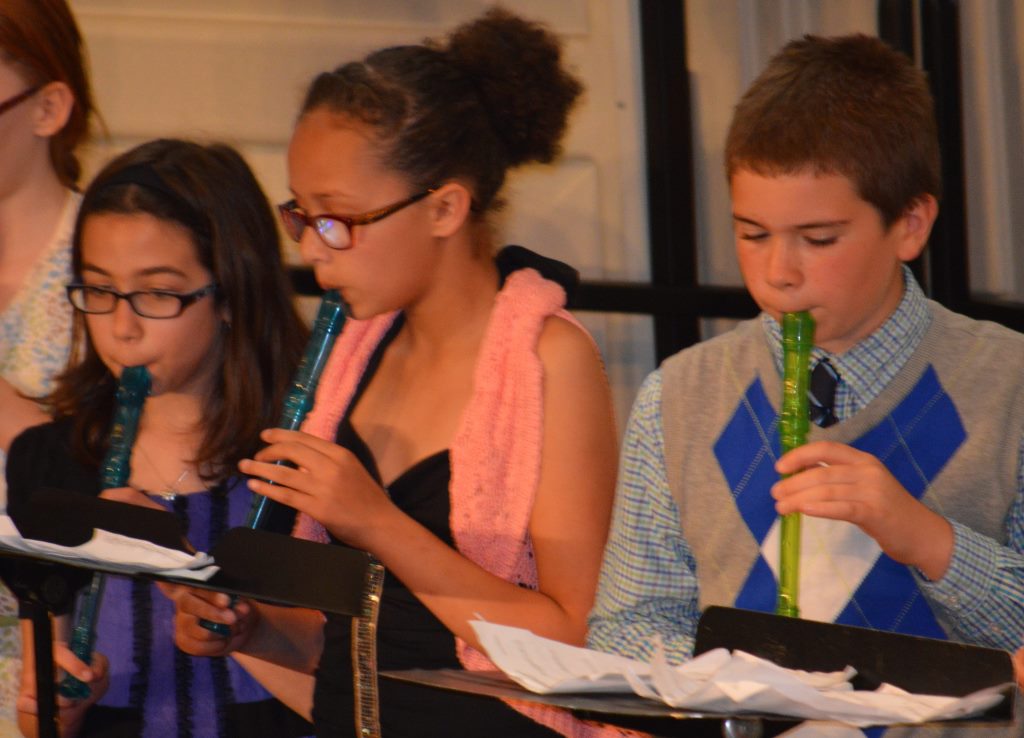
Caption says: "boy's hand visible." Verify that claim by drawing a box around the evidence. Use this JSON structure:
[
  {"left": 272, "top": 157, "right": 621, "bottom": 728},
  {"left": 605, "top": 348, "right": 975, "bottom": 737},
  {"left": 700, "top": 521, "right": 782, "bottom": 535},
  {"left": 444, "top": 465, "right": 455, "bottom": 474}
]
[{"left": 772, "top": 441, "right": 954, "bottom": 580}]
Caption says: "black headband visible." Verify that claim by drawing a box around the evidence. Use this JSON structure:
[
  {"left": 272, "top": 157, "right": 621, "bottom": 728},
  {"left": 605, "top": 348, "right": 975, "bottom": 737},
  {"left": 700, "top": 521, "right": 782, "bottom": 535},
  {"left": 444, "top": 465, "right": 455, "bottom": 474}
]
[
  {"left": 93, "top": 163, "right": 207, "bottom": 237},
  {"left": 98, "top": 163, "right": 206, "bottom": 224},
  {"left": 96, "top": 164, "right": 182, "bottom": 204}
]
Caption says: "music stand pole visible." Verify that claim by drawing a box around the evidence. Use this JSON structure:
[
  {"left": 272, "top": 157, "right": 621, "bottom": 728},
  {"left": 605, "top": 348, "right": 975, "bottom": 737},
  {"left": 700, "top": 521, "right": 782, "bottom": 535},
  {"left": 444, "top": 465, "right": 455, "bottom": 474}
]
[{"left": 25, "top": 598, "right": 59, "bottom": 738}]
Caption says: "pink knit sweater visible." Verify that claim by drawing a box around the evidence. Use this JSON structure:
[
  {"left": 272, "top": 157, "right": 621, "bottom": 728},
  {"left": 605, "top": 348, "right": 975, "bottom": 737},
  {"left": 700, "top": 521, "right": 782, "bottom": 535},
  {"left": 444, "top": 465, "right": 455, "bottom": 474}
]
[{"left": 293, "top": 268, "right": 635, "bottom": 737}]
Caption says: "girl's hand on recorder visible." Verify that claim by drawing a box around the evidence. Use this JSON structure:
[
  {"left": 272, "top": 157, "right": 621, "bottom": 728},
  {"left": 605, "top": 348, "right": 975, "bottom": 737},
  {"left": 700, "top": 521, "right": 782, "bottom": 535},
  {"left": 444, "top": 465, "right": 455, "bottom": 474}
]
[
  {"left": 17, "top": 642, "right": 108, "bottom": 737},
  {"left": 168, "top": 586, "right": 257, "bottom": 658},
  {"left": 239, "top": 428, "right": 400, "bottom": 551}
]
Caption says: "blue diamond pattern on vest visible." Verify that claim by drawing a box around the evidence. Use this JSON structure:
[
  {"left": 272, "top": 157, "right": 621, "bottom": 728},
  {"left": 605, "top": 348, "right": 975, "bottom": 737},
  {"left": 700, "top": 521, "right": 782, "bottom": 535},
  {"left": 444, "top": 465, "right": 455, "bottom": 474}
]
[
  {"left": 713, "top": 365, "right": 965, "bottom": 640},
  {"left": 835, "top": 554, "right": 946, "bottom": 638},
  {"left": 714, "top": 377, "right": 782, "bottom": 611},
  {"left": 855, "top": 365, "right": 966, "bottom": 497},
  {"left": 713, "top": 377, "right": 781, "bottom": 542},
  {"left": 734, "top": 554, "right": 778, "bottom": 613}
]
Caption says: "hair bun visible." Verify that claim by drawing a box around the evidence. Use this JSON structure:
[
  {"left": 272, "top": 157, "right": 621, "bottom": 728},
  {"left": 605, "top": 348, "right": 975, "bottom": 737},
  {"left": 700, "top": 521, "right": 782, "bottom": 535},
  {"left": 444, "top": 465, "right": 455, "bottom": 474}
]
[{"left": 441, "top": 7, "right": 582, "bottom": 167}]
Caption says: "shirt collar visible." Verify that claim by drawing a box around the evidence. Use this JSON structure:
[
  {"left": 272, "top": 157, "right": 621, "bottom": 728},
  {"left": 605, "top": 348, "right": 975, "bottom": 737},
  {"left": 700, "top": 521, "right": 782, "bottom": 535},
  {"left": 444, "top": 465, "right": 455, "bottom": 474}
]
[{"left": 763, "top": 266, "right": 931, "bottom": 414}]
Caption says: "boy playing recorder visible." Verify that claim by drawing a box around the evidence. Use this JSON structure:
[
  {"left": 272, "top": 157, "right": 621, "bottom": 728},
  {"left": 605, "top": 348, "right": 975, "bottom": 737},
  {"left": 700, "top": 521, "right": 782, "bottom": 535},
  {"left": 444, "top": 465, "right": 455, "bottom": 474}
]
[{"left": 589, "top": 33, "right": 1023, "bottom": 737}]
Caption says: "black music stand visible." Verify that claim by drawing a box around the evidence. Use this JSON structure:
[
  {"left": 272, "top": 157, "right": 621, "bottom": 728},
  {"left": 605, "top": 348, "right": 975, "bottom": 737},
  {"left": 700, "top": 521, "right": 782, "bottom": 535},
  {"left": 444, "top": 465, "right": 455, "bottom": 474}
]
[
  {"left": 383, "top": 606, "right": 1015, "bottom": 737},
  {"left": 693, "top": 606, "right": 1013, "bottom": 704},
  {"left": 0, "top": 486, "right": 372, "bottom": 738}
]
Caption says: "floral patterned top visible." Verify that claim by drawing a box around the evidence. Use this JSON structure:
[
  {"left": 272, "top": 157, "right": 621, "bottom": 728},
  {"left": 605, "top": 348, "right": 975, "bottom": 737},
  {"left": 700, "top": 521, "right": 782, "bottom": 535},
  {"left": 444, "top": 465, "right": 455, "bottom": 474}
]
[
  {"left": 0, "top": 191, "right": 79, "bottom": 732},
  {"left": 0, "top": 190, "right": 79, "bottom": 506}
]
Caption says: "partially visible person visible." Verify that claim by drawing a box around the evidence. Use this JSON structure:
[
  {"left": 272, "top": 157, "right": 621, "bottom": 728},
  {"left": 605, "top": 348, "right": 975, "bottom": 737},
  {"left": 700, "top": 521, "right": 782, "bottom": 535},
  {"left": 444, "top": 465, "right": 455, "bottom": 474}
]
[
  {"left": 588, "top": 34, "right": 1023, "bottom": 738},
  {"left": 170, "top": 8, "right": 622, "bottom": 738},
  {"left": 9, "top": 139, "right": 313, "bottom": 737},
  {"left": 0, "top": 0, "right": 95, "bottom": 728},
  {"left": 0, "top": 0, "right": 92, "bottom": 499}
]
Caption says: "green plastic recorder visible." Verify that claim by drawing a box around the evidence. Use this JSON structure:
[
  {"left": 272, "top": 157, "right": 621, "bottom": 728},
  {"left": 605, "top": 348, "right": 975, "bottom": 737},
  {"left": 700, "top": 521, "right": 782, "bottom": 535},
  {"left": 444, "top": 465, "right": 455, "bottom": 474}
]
[{"left": 776, "top": 311, "right": 813, "bottom": 618}]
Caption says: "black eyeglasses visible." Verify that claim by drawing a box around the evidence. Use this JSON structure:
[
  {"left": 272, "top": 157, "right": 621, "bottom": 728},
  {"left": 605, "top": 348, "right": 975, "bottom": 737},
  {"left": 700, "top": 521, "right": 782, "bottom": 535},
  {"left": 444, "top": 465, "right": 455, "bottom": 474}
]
[
  {"left": 0, "top": 86, "right": 40, "bottom": 117},
  {"left": 66, "top": 283, "right": 218, "bottom": 319},
  {"left": 278, "top": 188, "right": 436, "bottom": 250}
]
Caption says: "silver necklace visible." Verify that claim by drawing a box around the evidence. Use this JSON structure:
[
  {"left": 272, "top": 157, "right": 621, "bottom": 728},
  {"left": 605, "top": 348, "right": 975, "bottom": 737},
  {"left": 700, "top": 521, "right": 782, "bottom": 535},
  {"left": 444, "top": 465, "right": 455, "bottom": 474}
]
[
  {"left": 150, "top": 469, "right": 190, "bottom": 500},
  {"left": 132, "top": 444, "right": 194, "bottom": 501}
]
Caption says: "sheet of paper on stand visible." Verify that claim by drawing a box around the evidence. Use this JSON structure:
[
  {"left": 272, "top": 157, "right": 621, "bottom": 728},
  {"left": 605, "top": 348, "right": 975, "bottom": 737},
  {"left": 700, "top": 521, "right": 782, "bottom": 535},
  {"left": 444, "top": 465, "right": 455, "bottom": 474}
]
[
  {"left": 0, "top": 515, "right": 217, "bottom": 581},
  {"left": 471, "top": 619, "right": 651, "bottom": 693},
  {"left": 470, "top": 620, "right": 1009, "bottom": 728}
]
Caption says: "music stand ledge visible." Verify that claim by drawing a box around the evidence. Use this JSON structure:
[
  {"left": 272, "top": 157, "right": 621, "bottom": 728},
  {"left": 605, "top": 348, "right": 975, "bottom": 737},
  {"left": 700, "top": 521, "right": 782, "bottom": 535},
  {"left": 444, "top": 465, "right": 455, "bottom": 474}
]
[
  {"left": 0, "top": 487, "right": 372, "bottom": 738},
  {"left": 383, "top": 606, "right": 1015, "bottom": 738}
]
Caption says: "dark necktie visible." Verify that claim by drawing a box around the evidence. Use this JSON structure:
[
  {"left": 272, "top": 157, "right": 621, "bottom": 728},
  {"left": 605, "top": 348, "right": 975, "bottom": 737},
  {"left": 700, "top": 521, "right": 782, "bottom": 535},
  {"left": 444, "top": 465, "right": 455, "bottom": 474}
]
[{"left": 808, "top": 358, "right": 840, "bottom": 427}]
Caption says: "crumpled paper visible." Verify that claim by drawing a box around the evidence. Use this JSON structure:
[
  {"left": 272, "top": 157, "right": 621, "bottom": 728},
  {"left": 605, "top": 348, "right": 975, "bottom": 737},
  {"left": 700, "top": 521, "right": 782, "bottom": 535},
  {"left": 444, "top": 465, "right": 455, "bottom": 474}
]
[
  {"left": 0, "top": 514, "right": 216, "bottom": 581},
  {"left": 470, "top": 620, "right": 1008, "bottom": 728}
]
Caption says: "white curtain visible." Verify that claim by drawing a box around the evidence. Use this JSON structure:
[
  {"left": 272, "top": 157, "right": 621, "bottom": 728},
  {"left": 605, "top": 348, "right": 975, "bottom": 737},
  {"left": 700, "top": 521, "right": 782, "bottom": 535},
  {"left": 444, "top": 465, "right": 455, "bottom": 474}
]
[
  {"left": 960, "top": 0, "right": 1024, "bottom": 300},
  {"left": 687, "top": 0, "right": 1024, "bottom": 305},
  {"left": 687, "top": 0, "right": 877, "bottom": 292}
]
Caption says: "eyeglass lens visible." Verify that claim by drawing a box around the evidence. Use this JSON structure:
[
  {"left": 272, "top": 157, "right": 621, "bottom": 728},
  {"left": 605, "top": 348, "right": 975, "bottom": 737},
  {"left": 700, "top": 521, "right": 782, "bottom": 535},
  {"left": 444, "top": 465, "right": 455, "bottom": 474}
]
[
  {"left": 280, "top": 206, "right": 350, "bottom": 250},
  {"left": 278, "top": 189, "right": 434, "bottom": 250},
  {"left": 68, "top": 285, "right": 213, "bottom": 318}
]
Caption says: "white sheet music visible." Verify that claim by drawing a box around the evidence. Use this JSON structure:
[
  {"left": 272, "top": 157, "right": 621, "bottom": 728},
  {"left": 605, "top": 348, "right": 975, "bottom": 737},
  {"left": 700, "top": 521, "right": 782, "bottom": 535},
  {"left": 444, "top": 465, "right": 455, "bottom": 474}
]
[
  {"left": 470, "top": 620, "right": 650, "bottom": 693},
  {"left": 470, "top": 620, "right": 1009, "bottom": 728},
  {"left": 0, "top": 515, "right": 217, "bottom": 581}
]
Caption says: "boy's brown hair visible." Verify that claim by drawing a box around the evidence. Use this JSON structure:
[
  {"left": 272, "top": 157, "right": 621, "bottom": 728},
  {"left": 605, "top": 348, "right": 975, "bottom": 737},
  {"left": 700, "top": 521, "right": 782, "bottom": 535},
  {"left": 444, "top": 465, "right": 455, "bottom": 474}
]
[{"left": 725, "top": 33, "right": 940, "bottom": 227}]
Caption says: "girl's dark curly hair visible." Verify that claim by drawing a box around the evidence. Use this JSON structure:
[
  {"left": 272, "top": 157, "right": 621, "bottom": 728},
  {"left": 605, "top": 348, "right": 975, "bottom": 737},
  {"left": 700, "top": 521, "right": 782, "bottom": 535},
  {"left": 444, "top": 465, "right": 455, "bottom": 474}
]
[{"left": 299, "top": 6, "right": 582, "bottom": 215}]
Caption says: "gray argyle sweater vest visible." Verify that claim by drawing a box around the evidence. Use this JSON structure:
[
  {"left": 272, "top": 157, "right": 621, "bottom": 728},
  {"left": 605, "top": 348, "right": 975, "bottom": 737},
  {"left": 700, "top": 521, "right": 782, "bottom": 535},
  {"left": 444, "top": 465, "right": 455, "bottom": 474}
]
[{"left": 660, "top": 302, "right": 1024, "bottom": 639}]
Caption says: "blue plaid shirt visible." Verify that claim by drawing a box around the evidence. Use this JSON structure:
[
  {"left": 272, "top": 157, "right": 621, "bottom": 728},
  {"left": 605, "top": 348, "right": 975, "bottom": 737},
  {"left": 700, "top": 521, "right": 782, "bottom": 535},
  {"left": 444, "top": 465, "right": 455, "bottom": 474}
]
[{"left": 588, "top": 269, "right": 1024, "bottom": 660}]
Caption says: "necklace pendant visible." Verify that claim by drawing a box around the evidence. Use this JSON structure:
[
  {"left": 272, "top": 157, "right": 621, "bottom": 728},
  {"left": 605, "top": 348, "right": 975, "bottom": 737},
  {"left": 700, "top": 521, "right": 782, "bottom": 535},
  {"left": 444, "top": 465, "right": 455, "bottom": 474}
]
[{"left": 158, "top": 488, "right": 178, "bottom": 501}]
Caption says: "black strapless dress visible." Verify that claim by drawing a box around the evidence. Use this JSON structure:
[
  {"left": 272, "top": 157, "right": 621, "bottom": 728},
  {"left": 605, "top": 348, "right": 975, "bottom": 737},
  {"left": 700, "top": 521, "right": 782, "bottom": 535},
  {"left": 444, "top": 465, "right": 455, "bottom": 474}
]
[{"left": 311, "top": 320, "right": 559, "bottom": 738}]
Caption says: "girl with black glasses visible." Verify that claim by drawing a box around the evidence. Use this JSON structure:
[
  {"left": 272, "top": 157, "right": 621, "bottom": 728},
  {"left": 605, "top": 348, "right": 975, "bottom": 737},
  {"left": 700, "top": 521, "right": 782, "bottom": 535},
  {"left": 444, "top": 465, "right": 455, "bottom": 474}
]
[{"left": 8, "top": 139, "right": 313, "bottom": 738}]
